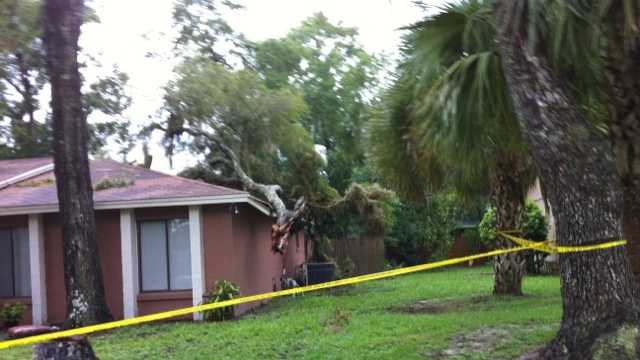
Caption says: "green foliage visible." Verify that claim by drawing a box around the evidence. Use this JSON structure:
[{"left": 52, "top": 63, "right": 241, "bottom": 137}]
[
  {"left": 253, "top": 13, "right": 381, "bottom": 193},
  {"left": 1, "top": 302, "right": 26, "bottom": 325},
  {"left": 165, "top": 11, "right": 392, "bottom": 261},
  {"left": 368, "top": 0, "right": 532, "bottom": 202},
  {"left": 87, "top": 69, "right": 136, "bottom": 160},
  {"left": 306, "top": 183, "right": 395, "bottom": 261},
  {"left": 172, "top": 0, "right": 245, "bottom": 64},
  {"left": 521, "top": 202, "right": 548, "bottom": 242},
  {"left": 385, "top": 192, "right": 467, "bottom": 266},
  {"left": 0, "top": 0, "right": 133, "bottom": 160},
  {"left": 478, "top": 207, "right": 497, "bottom": 248},
  {"left": 479, "top": 201, "right": 548, "bottom": 249},
  {"left": 203, "top": 280, "right": 240, "bottom": 321},
  {"left": 164, "top": 57, "right": 331, "bottom": 202}
]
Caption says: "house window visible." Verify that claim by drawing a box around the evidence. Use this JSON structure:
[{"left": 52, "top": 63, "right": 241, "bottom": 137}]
[
  {"left": 139, "top": 219, "right": 191, "bottom": 292},
  {"left": 0, "top": 227, "right": 31, "bottom": 298}
]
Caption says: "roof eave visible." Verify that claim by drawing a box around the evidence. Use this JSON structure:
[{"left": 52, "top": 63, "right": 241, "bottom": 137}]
[{"left": 0, "top": 193, "right": 273, "bottom": 217}]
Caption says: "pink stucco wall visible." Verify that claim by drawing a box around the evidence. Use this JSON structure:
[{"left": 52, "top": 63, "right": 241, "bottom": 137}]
[
  {"left": 1, "top": 202, "right": 307, "bottom": 325},
  {"left": 43, "top": 211, "right": 124, "bottom": 325},
  {"left": 203, "top": 204, "right": 307, "bottom": 315}
]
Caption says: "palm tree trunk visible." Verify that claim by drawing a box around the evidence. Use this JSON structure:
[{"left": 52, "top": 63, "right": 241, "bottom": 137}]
[
  {"left": 602, "top": 2, "right": 640, "bottom": 290},
  {"left": 490, "top": 152, "right": 526, "bottom": 295},
  {"left": 40, "top": 0, "right": 112, "bottom": 357},
  {"left": 494, "top": 2, "right": 638, "bottom": 358}
]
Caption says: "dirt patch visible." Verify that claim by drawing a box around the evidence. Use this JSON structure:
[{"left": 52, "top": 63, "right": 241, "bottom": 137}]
[
  {"left": 391, "top": 296, "right": 495, "bottom": 314},
  {"left": 398, "top": 299, "right": 465, "bottom": 314},
  {"left": 425, "top": 324, "right": 551, "bottom": 359},
  {"left": 393, "top": 295, "right": 535, "bottom": 315},
  {"left": 426, "top": 327, "right": 513, "bottom": 359}
]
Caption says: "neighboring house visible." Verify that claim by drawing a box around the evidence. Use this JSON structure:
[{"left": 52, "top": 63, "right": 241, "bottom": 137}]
[
  {"left": 526, "top": 179, "right": 557, "bottom": 242},
  {"left": 447, "top": 179, "right": 558, "bottom": 265},
  {"left": 0, "top": 158, "right": 307, "bottom": 326}
]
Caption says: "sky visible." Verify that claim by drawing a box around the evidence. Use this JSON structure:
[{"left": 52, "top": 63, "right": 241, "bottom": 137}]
[{"left": 80, "top": 0, "right": 446, "bottom": 174}]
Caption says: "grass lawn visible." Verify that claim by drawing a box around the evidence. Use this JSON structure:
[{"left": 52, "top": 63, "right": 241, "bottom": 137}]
[{"left": 3, "top": 266, "right": 562, "bottom": 359}]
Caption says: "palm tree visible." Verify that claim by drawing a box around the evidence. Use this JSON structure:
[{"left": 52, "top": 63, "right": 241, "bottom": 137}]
[
  {"left": 506, "top": 0, "right": 640, "bottom": 288},
  {"left": 594, "top": 0, "right": 640, "bottom": 289},
  {"left": 369, "top": 1, "right": 533, "bottom": 295},
  {"left": 494, "top": 0, "right": 637, "bottom": 357}
]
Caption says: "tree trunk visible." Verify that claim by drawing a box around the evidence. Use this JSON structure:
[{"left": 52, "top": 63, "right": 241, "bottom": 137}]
[
  {"left": 490, "top": 151, "right": 526, "bottom": 295},
  {"left": 167, "top": 126, "right": 307, "bottom": 254},
  {"left": 33, "top": 338, "right": 96, "bottom": 360},
  {"left": 16, "top": 51, "right": 36, "bottom": 132},
  {"left": 494, "top": 2, "right": 638, "bottom": 358},
  {"left": 41, "top": 0, "right": 112, "bottom": 357},
  {"left": 602, "top": 1, "right": 640, "bottom": 290}
]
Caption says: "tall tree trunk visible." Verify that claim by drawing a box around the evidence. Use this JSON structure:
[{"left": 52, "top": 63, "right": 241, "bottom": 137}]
[
  {"left": 602, "top": 1, "right": 640, "bottom": 290},
  {"left": 494, "top": 2, "right": 638, "bottom": 358},
  {"left": 41, "top": 0, "right": 112, "bottom": 357},
  {"left": 16, "top": 51, "right": 36, "bottom": 130},
  {"left": 490, "top": 151, "right": 526, "bottom": 295}
]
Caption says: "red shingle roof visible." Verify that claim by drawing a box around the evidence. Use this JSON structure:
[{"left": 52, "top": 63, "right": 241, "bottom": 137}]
[
  {"left": 0, "top": 157, "right": 52, "bottom": 183},
  {"left": 0, "top": 158, "right": 247, "bottom": 211}
]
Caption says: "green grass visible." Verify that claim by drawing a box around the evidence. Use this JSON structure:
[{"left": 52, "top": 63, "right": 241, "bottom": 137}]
[{"left": 2, "top": 266, "right": 562, "bottom": 359}]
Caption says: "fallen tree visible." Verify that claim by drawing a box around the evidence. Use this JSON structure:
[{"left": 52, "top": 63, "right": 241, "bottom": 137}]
[{"left": 158, "top": 124, "right": 306, "bottom": 253}]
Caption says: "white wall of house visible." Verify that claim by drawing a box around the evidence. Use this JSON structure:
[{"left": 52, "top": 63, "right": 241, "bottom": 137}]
[
  {"left": 526, "top": 179, "right": 556, "bottom": 242},
  {"left": 189, "top": 206, "right": 205, "bottom": 321},
  {"left": 120, "top": 209, "right": 139, "bottom": 319},
  {"left": 120, "top": 206, "right": 205, "bottom": 320},
  {"left": 28, "top": 214, "right": 47, "bottom": 325}
]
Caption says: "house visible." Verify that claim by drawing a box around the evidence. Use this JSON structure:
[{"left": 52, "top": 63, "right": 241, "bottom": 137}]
[
  {"left": 446, "top": 180, "right": 557, "bottom": 265},
  {"left": 526, "top": 179, "right": 556, "bottom": 242},
  {"left": 0, "top": 158, "right": 307, "bottom": 326}
]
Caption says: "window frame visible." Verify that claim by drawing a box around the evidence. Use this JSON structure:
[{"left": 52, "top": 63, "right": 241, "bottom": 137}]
[
  {"left": 0, "top": 226, "right": 29, "bottom": 298},
  {"left": 137, "top": 218, "right": 192, "bottom": 293}
]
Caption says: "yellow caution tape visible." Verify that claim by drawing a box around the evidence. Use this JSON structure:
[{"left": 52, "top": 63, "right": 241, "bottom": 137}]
[
  {"left": 0, "top": 233, "right": 627, "bottom": 351},
  {"left": 498, "top": 232, "right": 627, "bottom": 254},
  {"left": 0, "top": 246, "right": 528, "bottom": 350}
]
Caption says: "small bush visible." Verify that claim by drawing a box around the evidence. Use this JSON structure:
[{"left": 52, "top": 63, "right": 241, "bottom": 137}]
[
  {"left": 203, "top": 280, "right": 240, "bottom": 321},
  {"left": 1, "top": 303, "right": 26, "bottom": 326},
  {"left": 384, "top": 193, "right": 468, "bottom": 266}
]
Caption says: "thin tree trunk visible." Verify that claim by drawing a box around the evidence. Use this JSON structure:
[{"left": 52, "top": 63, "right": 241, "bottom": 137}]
[
  {"left": 41, "top": 0, "right": 112, "bottom": 357},
  {"left": 494, "top": 2, "right": 638, "bottom": 358},
  {"left": 490, "top": 151, "right": 526, "bottom": 295},
  {"left": 602, "top": 2, "right": 640, "bottom": 290},
  {"left": 16, "top": 51, "right": 36, "bottom": 131}
]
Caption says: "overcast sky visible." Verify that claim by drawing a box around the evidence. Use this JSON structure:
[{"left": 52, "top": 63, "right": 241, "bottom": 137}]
[{"left": 80, "top": 0, "right": 447, "bottom": 174}]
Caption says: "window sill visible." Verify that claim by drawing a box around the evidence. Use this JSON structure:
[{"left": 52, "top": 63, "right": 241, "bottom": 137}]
[
  {"left": 0, "top": 297, "right": 31, "bottom": 304},
  {"left": 137, "top": 291, "right": 192, "bottom": 302}
]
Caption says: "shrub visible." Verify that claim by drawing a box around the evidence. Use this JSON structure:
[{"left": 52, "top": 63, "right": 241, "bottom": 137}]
[
  {"left": 385, "top": 193, "right": 471, "bottom": 266},
  {"left": 203, "top": 280, "right": 240, "bottom": 321},
  {"left": 1, "top": 303, "right": 26, "bottom": 326},
  {"left": 478, "top": 201, "right": 549, "bottom": 274},
  {"left": 478, "top": 207, "right": 497, "bottom": 248}
]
